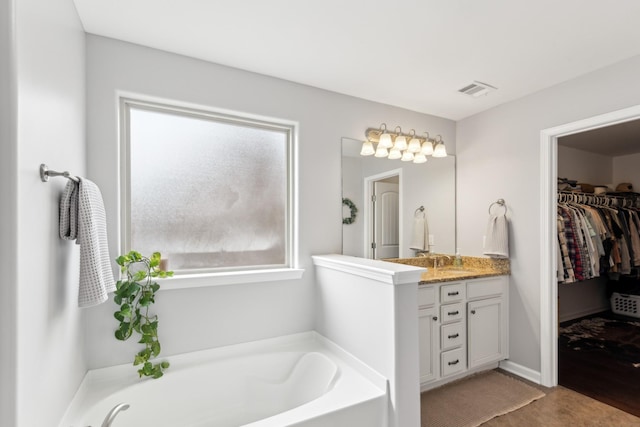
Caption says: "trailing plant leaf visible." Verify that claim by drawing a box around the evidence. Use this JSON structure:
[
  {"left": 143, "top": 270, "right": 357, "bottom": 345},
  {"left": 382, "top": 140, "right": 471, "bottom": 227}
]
[{"left": 113, "top": 250, "right": 173, "bottom": 379}]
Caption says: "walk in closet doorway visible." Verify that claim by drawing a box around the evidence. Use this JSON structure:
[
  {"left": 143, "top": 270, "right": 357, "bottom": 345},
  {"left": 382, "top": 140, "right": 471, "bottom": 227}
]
[{"left": 554, "top": 116, "right": 640, "bottom": 416}]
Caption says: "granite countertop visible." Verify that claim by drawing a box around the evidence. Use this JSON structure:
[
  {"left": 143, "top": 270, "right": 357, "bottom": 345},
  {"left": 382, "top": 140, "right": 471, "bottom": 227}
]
[{"left": 385, "top": 254, "right": 510, "bottom": 284}]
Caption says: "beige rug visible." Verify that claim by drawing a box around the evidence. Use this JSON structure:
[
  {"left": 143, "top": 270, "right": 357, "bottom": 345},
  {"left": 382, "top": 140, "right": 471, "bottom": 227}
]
[{"left": 421, "top": 370, "right": 545, "bottom": 427}]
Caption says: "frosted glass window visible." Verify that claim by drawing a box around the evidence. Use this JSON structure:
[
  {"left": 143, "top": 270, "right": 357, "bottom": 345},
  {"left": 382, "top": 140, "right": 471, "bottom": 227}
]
[{"left": 122, "top": 100, "right": 293, "bottom": 273}]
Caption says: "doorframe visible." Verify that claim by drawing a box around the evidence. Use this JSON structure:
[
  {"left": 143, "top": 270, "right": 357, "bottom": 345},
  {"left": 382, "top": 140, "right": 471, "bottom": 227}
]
[
  {"left": 539, "top": 104, "right": 640, "bottom": 387},
  {"left": 364, "top": 168, "right": 403, "bottom": 259}
]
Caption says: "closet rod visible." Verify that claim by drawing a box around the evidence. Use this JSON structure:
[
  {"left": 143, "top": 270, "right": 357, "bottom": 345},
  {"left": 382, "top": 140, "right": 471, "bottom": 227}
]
[{"left": 557, "top": 190, "right": 639, "bottom": 207}]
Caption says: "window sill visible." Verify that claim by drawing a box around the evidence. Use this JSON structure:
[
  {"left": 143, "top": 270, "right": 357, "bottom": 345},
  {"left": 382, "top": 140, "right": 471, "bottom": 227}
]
[{"left": 158, "top": 268, "right": 305, "bottom": 291}]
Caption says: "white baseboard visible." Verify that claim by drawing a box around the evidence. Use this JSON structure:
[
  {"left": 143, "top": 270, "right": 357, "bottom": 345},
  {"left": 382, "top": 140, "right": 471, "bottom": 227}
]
[{"left": 499, "top": 360, "right": 541, "bottom": 385}]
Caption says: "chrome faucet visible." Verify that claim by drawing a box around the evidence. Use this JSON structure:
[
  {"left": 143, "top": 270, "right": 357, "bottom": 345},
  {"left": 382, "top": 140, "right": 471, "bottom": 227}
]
[
  {"left": 100, "top": 403, "right": 130, "bottom": 427},
  {"left": 436, "top": 254, "right": 453, "bottom": 268},
  {"left": 426, "top": 254, "right": 453, "bottom": 270}
]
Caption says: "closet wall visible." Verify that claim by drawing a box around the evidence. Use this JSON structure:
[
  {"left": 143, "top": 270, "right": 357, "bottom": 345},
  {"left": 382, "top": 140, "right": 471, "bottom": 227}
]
[
  {"left": 557, "top": 140, "right": 640, "bottom": 321},
  {"left": 613, "top": 153, "right": 640, "bottom": 191}
]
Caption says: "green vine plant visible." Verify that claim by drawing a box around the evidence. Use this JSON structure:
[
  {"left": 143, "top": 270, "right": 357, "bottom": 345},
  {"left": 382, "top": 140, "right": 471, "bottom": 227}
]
[{"left": 114, "top": 250, "right": 174, "bottom": 379}]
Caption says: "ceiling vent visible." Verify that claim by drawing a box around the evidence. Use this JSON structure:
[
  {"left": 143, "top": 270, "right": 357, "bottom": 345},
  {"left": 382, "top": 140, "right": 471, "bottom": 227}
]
[{"left": 458, "top": 81, "right": 497, "bottom": 98}]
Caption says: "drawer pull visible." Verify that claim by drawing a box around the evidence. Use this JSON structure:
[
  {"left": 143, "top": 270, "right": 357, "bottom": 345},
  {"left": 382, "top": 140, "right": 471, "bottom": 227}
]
[
  {"left": 448, "top": 333, "right": 459, "bottom": 339},
  {"left": 447, "top": 291, "right": 459, "bottom": 296},
  {"left": 448, "top": 359, "right": 460, "bottom": 366},
  {"left": 447, "top": 310, "right": 459, "bottom": 316}
]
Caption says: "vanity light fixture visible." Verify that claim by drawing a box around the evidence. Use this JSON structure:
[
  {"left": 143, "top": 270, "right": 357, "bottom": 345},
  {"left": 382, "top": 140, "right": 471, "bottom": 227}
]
[
  {"left": 362, "top": 124, "right": 447, "bottom": 163},
  {"left": 360, "top": 138, "right": 375, "bottom": 156},
  {"left": 432, "top": 135, "right": 447, "bottom": 158},
  {"left": 393, "top": 126, "right": 408, "bottom": 151},
  {"left": 388, "top": 147, "right": 403, "bottom": 160},
  {"left": 401, "top": 151, "right": 415, "bottom": 162},
  {"left": 413, "top": 153, "right": 428, "bottom": 163},
  {"left": 378, "top": 124, "right": 393, "bottom": 149},
  {"left": 421, "top": 132, "right": 434, "bottom": 156},
  {"left": 374, "top": 145, "right": 389, "bottom": 157},
  {"left": 407, "top": 130, "right": 422, "bottom": 153}
]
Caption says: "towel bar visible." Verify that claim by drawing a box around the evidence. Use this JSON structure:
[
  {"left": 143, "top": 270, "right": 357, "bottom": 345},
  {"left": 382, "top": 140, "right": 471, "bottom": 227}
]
[{"left": 40, "top": 163, "right": 79, "bottom": 182}]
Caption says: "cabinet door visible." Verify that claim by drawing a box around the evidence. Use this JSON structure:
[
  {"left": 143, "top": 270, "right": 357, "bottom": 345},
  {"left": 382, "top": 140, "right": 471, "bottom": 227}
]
[
  {"left": 468, "top": 297, "right": 504, "bottom": 369},
  {"left": 418, "top": 306, "right": 439, "bottom": 384}
]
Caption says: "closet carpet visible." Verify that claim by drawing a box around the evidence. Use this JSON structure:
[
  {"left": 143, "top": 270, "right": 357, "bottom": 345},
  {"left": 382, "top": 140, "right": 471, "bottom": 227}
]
[{"left": 559, "top": 311, "right": 640, "bottom": 417}]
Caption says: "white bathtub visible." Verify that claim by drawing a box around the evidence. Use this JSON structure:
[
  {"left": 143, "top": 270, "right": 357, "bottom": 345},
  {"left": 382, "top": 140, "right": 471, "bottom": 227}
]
[{"left": 60, "top": 332, "right": 388, "bottom": 427}]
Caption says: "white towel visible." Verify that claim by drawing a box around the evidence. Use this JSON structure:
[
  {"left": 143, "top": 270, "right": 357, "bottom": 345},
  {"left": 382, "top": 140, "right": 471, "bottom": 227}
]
[
  {"left": 60, "top": 178, "right": 116, "bottom": 307},
  {"left": 409, "top": 210, "right": 429, "bottom": 252},
  {"left": 483, "top": 213, "right": 509, "bottom": 258}
]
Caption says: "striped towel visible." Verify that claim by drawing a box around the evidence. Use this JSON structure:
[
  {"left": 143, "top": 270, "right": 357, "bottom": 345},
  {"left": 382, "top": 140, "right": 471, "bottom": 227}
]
[
  {"left": 60, "top": 178, "right": 116, "bottom": 307},
  {"left": 483, "top": 213, "right": 509, "bottom": 258}
]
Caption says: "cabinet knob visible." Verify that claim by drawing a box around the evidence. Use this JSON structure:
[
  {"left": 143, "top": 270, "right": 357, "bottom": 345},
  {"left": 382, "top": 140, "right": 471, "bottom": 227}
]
[
  {"left": 433, "top": 316, "right": 438, "bottom": 321},
  {"left": 471, "top": 310, "right": 476, "bottom": 315}
]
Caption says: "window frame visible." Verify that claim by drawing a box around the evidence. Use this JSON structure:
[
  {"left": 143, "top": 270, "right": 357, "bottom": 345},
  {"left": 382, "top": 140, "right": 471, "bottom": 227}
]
[{"left": 119, "top": 97, "right": 302, "bottom": 288}]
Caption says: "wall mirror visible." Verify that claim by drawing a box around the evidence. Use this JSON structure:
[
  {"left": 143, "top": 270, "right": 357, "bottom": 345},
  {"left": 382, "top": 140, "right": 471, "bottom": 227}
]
[{"left": 341, "top": 137, "right": 456, "bottom": 259}]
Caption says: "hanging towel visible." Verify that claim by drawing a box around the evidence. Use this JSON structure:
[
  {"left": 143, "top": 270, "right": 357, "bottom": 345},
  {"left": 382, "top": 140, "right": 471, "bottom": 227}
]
[
  {"left": 483, "top": 212, "right": 509, "bottom": 258},
  {"left": 60, "top": 178, "right": 116, "bottom": 307},
  {"left": 409, "top": 209, "right": 429, "bottom": 252}
]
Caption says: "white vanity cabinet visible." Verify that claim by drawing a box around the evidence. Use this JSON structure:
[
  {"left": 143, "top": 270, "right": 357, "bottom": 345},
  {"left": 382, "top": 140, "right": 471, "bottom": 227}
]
[
  {"left": 419, "top": 275, "right": 509, "bottom": 391},
  {"left": 418, "top": 286, "right": 439, "bottom": 383}
]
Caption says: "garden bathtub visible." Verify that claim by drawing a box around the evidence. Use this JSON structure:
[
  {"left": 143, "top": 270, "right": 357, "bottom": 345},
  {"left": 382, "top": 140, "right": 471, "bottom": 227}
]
[{"left": 60, "top": 332, "right": 387, "bottom": 427}]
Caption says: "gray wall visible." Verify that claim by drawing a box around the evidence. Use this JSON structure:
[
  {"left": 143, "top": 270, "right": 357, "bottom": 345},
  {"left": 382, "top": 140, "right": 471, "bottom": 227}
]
[
  {"left": 9, "top": 0, "right": 87, "bottom": 425},
  {"left": 0, "top": 1, "right": 17, "bottom": 425},
  {"left": 456, "top": 54, "right": 640, "bottom": 373},
  {"left": 84, "top": 35, "right": 457, "bottom": 369}
]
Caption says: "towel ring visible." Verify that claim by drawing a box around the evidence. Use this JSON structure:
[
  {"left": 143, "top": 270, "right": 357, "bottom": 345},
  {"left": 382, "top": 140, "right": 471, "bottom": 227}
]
[
  {"left": 415, "top": 206, "right": 425, "bottom": 217},
  {"left": 488, "top": 199, "right": 507, "bottom": 215}
]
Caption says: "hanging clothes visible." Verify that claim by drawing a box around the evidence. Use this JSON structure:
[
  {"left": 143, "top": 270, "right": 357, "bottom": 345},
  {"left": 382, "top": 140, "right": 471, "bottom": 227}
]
[{"left": 557, "top": 192, "right": 640, "bottom": 283}]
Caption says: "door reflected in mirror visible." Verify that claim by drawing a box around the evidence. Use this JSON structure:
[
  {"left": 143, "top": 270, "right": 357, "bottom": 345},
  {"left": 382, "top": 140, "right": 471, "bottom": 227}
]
[{"left": 341, "top": 137, "right": 456, "bottom": 259}]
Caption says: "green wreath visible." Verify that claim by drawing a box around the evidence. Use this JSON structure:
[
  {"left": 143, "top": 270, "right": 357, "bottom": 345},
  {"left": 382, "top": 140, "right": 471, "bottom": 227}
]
[{"left": 342, "top": 198, "right": 358, "bottom": 225}]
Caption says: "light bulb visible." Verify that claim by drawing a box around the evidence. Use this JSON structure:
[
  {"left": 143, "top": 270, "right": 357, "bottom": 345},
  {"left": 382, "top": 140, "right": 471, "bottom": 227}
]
[
  {"left": 407, "top": 137, "right": 422, "bottom": 153},
  {"left": 421, "top": 141, "right": 434, "bottom": 156},
  {"left": 413, "top": 153, "right": 428, "bottom": 163},
  {"left": 388, "top": 147, "right": 402, "bottom": 160},
  {"left": 401, "top": 151, "right": 415, "bottom": 162},
  {"left": 394, "top": 135, "right": 407, "bottom": 151},
  {"left": 360, "top": 140, "right": 375, "bottom": 156},
  {"left": 433, "top": 141, "right": 447, "bottom": 157},
  {"left": 378, "top": 132, "right": 393, "bottom": 149},
  {"left": 374, "top": 146, "right": 389, "bottom": 157}
]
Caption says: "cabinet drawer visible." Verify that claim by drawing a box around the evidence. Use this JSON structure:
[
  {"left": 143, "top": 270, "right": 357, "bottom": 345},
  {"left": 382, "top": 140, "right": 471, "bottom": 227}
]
[
  {"left": 441, "top": 283, "right": 464, "bottom": 303},
  {"left": 440, "top": 302, "right": 464, "bottom": 323},
  {"left": 418, "top": 286, "right": 436, "bottom": 308},
  {"left": 441, "top": 322, "right": 464, "bottom": 350},
  {"left": 441, "top": 348, "right": 466, "bottom": 376},
  {"left": 467, "top": 277, "right": 505, "bottom": 300}
]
